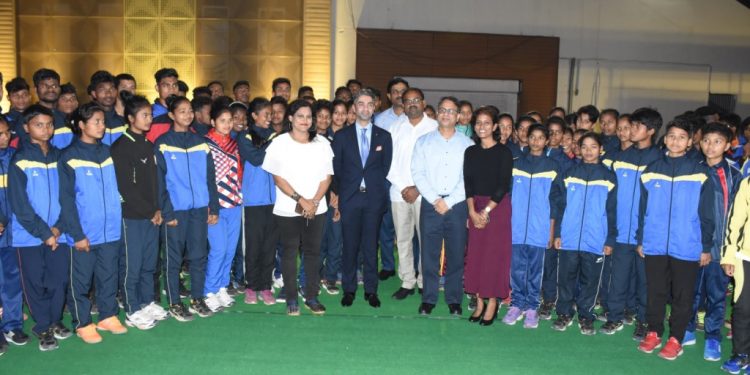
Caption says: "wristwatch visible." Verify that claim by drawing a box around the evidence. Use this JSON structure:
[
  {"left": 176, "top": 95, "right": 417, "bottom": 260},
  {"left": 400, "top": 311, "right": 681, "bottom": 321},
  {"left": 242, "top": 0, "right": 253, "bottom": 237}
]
[
  {"left": 483, "top": 206, "right": 492, "bottom": 214},
  {"left": 291, "top": 192, "right": 301, "bottom": 202}
]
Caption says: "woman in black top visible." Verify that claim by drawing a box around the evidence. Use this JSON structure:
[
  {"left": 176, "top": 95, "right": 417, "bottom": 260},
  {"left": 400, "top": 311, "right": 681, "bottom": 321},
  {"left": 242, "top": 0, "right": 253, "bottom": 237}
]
[{"left": 463, "top": 107, "right": 513, "bottom": 326}]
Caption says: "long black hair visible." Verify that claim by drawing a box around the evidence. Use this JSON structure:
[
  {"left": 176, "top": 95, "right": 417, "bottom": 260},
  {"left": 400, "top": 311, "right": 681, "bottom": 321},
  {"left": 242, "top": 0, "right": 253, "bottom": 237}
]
[{"left": 71, "top": 102, "right": 105, "bottom": 137}]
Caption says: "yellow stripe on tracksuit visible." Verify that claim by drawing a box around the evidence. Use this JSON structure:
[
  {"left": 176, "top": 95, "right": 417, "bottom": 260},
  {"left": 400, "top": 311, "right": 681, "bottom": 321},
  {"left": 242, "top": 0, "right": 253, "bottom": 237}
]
[{"left": 722, "top": 176, "right": 750, "bottom": 302}]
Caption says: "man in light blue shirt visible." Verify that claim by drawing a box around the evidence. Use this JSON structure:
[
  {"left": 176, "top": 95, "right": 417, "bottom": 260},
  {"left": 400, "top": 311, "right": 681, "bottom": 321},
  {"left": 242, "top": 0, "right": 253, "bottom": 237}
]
[
  {"left": 411, "top": 96, "right": 473, "bottom": 316},
  {"left": 373, "top": 78, "right": 408, "bottom": 133}
]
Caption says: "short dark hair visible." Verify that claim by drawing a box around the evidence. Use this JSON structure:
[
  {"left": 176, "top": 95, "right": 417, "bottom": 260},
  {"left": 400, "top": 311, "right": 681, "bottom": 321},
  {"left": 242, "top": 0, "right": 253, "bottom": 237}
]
[
  {"left": 402, "top": 87, "right": 424, "bottom": 100},
  {"left": 600, "top": 108, "right": 620, "bottom": 120},
  {"left": 233, "top": 80, "right": 250, "bottom": 91},
  {"left": 22, "top": 104, "right": 53, "bottom": 125},
  {"left": 313, "top": 99, "right": 332, "bottom": 116},
  {"left": 386, "top": 77, "right": 409, "bottom": 93},
  {"left": 548, "top": 106, "right": 566, "bottom": 116},
  {"left": 630, "top": 107, "right": 663, "bottom": 132},
  {"left": 334, "top": 86, "right": 351, "bottom": 97},
  {"left": 527, "top": 123, "right": 549, "bottom": 139},
  {"left": 114, "top": 73, "right": 136, "bottom": 88},
  {"left": 720, "top": 112, "right": 742, "bottom": 129},
  {"left": 177, "top": 80, "right": 189, "bottom": 93},
  {"left": 515, "top": 115, "right": 535, "bottom": 131},
  {"left": 438, "top": 96, "right": 460, "bottom": 110},
  {"left": 248, "top": 97, "right": 271, "bottom": 115},
  {"left": 545, "top": 116, "right": 566, "bottom": 130},
  {"left": 154, "top": 68, "right": 178, "bottom": 84},
  {"left": 695, "top": 105, "right": 720, "bottom": 119},
  {"left": 191, "top": 95, "right": 212, "bottom": 112},
  {"left": 346, "top": 79, "right": 362, "bottom": 88},
  {"left": 87, "top": 70, "right": 116, "bottom": 95},
  {"left": 498, "top": 112, "right": 514, "bottom": 124},
  {"left": 298, "top": 85, "right": 314, "bottom": 98},
  {"left": 272, "top": 77, "right": 291, "bottom": 91},
  {"left": 353, "top": 87, "right": 378, "bottom": 103},
  {"left": 207, "top": 80, "right": 223, "bottom": 89},
  {"left": 60, "top": 82, "right": 77, "bottom": 96},
  {"left": 32, "top": 68, "right": 60, "bottom": 87},
  {"left": 665, "top": 116, "right": 694, "bottom": 137},
  {"left": 702, "top": 122, "right": 733, "bottom": 142},
  {"left": 578, "top": 131, "right": 603, "bottom": 148},
  {"left": 193, "top": 86, "right": 211, "bottom": 98},
  {"left": 271, "top": 95, "right": 288, "bottom": 108},
  {"left": 576, "top": 105, "right": 600, "bottom": 123},
  {"left": 6, "top": 77, "right": 30, "bottom": 95},
  {"left": 458, "top": 100, "right": 473, "bottom": 111}
]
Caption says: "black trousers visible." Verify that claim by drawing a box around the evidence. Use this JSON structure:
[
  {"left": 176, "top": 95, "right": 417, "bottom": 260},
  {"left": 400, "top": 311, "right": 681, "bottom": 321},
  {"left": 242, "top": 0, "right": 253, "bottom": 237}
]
[
  {"left": 276, "top": 214, "right": 325, "bottom": 304},
  {"left": 244, "top": 205, "right": 279, "bottom": 291},
  {"left": 644, "top": 255, "right": 699, "bottom": 342},
  {"left": 732, "top": 260, "right": 750, "bottom": 355}
]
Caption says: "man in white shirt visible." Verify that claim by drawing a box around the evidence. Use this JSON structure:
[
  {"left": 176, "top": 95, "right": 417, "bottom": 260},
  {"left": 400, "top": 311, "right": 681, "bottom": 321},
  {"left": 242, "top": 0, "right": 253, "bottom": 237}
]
[{"left": 387, "top": 88, "right": 437, "bottom": 300}]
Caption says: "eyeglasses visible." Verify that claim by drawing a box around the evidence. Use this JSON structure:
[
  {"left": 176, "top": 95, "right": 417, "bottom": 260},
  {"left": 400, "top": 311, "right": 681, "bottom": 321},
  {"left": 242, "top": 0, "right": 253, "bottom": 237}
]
[
  {"left": 403, "top": 98, "right": 422, "bottom": 105},
  {"left": 437, "top": 108, "right": 458, "bottom": 115}
]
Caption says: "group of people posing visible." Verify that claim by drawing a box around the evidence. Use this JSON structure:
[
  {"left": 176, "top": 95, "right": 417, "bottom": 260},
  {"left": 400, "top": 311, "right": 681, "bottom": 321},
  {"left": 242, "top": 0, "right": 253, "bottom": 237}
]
[{"left": 0, "top": 68, "right": 749, "bottom": 374}]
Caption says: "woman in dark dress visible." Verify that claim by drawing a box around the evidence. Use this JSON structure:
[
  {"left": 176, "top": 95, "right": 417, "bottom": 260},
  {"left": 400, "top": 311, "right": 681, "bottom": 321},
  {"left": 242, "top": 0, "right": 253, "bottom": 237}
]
[{"left": 463, "top": 107, "right": 513, "bottom": 326}]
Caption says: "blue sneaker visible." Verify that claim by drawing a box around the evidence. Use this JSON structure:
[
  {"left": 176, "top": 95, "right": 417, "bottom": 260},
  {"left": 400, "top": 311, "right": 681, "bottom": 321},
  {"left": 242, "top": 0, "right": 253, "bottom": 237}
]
[
  {"left": 721, "top": 354, "right": 749, "bottom": 374},
  {"left": 682, "top": 330, "right": 696, "bottom": 346},
  {"left": 704, "top": 338, "right": 721, "bottom": 361}
]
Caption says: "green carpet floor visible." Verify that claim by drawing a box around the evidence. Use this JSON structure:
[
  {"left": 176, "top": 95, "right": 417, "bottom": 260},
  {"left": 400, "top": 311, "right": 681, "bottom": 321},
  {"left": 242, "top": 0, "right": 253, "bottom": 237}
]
[{"left": 0, "top": 276, "right": 731, "bottom": 374}]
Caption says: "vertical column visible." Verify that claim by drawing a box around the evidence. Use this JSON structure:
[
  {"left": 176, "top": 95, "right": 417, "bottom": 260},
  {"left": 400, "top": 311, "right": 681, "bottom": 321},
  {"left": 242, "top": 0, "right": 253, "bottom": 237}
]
[
  {"left": 0, "top": 0, "right": 15, "bottom": 110},
  {"left": 302, "top": 0, "right": 331, "bottom": 98}
]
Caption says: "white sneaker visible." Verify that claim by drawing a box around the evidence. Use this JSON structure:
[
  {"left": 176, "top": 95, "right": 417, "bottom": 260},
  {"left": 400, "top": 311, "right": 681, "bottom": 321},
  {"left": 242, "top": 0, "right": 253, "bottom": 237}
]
[
  {"left": 205, "top": 293, "right": 224, "bottom": 313},
  {"left": 272, "top": 274, "right": 284, "bottom": 290},
  {"left": 218, "top": 288, "right": 235, "bottom": 307},
  {"left": 125, "top": 310, "right": 157, "bottom": 330},
  {"left": 144, "top": 302, "right": 169, "bottom": 321}
]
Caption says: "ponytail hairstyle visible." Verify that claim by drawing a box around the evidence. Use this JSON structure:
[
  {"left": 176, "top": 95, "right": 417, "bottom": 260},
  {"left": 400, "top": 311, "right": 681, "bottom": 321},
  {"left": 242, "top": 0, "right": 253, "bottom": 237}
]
[
  {"left": 71, "top": 102, "right": 105, "bottom": 137},
  {"left": 119, "top": 90, "right": 151, "bottom": 125},
  {"left": 247, "top": 97, "right": 272, "bottom": 146},
  {"left": 166, "top": 94, "right": 191, "bottom": 113}
]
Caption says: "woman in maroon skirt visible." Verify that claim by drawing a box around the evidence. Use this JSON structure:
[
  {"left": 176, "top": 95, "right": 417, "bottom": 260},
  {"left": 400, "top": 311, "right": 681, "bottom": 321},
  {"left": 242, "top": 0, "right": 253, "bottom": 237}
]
[{"left": 463, "top": 107, "right": 513, "bottom": 326}]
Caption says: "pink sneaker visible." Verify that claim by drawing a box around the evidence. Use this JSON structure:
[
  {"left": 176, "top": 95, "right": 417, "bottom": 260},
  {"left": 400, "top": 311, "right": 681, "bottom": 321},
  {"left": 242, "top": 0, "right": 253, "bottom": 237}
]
[
  {"left": 244, "top": 290, "right": 257, "bottom": 305},
  {"left": 260, "top": 290, "right": 276, "bottom": 305}
]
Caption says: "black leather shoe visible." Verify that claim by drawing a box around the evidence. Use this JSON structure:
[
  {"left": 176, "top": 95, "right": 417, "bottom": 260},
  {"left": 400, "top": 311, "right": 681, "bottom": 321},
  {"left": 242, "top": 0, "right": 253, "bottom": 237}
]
[
  {"left": 364, "top": 293, "right": 381, "bottom": 308},
  {"left": 391, "top": 287, "right": 415, "bottom": 300},
  {"left": 418, "top": 303, "right": 435, "bottom": 315},
  {"left": 378, "top": 270, "right": 395, "bottom": 281},
  {"left": 448, "top": 304, "right": 462, "bottom": 316},
  {"left": 479, "top": 308, "right": 497, "bottom": 326},
  {"left": 341, "top": 292, "right": 355, "bottom": 307}
]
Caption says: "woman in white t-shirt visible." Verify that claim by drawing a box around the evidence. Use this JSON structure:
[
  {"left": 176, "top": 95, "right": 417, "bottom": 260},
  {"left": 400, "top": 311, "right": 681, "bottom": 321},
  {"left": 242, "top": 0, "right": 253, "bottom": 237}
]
[{"left": 262, "top": 99, "right": 333, "bottom": 316}]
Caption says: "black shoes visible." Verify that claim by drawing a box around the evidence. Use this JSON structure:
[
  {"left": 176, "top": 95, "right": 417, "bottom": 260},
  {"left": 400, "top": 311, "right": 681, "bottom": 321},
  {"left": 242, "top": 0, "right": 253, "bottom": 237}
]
[
  {"left": 479, "top": 307, "right": 497, "bottom": 326},
  {"left": 418, "top": 303, "right": 435, "bottom": 315},
  {"left": 392, "top": 287, "right": 415, "bottom": 300},
  {"left": 341, "top": 292, "right": 355, "bottom": 307},
  {"left": 552, "top": 315, "right": 574, "bottom": 331},
  {"left": 38, "top": 329, "right": 59, "bottom": 352},
  {"left": 633, "top": 320, "right": 648, "bottom": 341},
  {"left": 169, "top": 303, "right": 195, "bottom": 322},
  {"left": 599, "top": 320, "right": 624, "bottom": 335},
  {"left": 448, "top": 304, "right": 462, "bottom": 316},
  {"left": 4, "top": 328, "right": 30, "bottom": 346},
  {"left": 51, "top": 322, "right": 73, "bottom": 340},
  {"left": 364, "top": 293, "right": 381, "bottom": 308},
  {"left": 538, "top": 301, "right": 554, "bottom": 320},
  {"left": 189, "top": 298, "right": 214, "bottom": 318},
  {"left": 304, "top": 299, "right": 327, "bottom": 315},
  {"left": 378, "top": 270, "right": 395, "bottom": 281},
  {"left": 579, "top": 318, "right": 596, "bottom": 335}
]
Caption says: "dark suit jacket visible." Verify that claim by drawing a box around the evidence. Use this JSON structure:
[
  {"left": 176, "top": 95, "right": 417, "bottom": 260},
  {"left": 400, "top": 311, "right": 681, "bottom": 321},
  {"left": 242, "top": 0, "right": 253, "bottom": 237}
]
[{"left": 332, "top": 123, "right": 393, "bottom": 206}]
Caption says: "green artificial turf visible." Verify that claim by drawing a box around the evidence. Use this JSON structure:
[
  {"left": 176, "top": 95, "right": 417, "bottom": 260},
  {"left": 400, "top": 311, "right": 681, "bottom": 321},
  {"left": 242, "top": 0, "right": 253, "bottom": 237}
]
[{"left": 0, "top": 276, "right": 730, "bottom": 374}]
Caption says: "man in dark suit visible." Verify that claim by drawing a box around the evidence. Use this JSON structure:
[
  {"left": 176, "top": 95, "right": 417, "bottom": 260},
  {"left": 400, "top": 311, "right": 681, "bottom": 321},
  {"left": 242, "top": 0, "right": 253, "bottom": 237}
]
[{"left": 332, "top": 88, "right": 392, "bottom": 308}]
